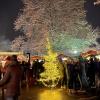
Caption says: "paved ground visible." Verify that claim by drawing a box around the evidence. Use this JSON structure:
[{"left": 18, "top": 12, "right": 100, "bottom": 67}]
[
  {"left": 20, "top": 87, "right": 79, "bottom": 100},
  {"left": 0, "top": 86, "right": 98, "bottom": 100},
  {"left": 19, "top": 85, "right": 97, "bottom": 100}
]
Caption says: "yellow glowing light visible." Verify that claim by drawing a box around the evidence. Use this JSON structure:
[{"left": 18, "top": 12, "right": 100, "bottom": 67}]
[
  {"left": 0, "top": 52, "right": 24, "bottom": 55},
  {"left": 38, "top": 89, "right": 62, "bottom": 100},
  {"left": 96, "top": 55, "right": 100, "bottom": 59},
  {"left": 39, "top": 37, "right": 63, "bottom": 87}
]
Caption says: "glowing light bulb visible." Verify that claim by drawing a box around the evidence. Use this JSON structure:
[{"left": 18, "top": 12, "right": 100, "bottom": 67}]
[{"left": 73, "top": 50, "right": 78, "bottom": 54}]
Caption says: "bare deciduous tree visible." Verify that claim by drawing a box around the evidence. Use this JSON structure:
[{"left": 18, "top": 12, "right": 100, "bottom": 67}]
[{"left": 11, "top": 0, "right": 99, "bottom": 54}]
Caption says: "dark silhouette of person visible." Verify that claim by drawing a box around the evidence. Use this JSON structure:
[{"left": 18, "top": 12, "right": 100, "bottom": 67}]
[{"left": 87, "top": 57, "right": 96, "bottom": 87}]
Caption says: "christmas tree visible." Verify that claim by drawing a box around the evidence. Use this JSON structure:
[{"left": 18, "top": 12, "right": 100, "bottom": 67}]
[{"left": 39, "top": 36, "right": 63, "bottom": 88}]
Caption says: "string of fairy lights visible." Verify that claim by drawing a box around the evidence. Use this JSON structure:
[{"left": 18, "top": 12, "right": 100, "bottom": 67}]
[{"left": 38, "top": 37, "right": 63, "bottom": 87}]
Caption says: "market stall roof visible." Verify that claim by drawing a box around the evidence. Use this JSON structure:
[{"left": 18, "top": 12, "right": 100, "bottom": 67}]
[
  {"left": 31, "top": 55, "right": 44, "bottom": 60},
  {"left": 81, "top": 50, "right": 100, "bottom": 57}
]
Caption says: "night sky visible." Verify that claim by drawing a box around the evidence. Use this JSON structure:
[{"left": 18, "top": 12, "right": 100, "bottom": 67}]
[
  {"left": 84, "top": 0, "right": 100, "bottom": 28},
  {"left": 0, "top": 0, "right": 23, "bottom": 41}
]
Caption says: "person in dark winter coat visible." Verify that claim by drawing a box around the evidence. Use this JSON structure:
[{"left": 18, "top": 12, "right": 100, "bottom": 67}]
[
  {"left": 0, "top": 55, "right": 22, "bottom": 100},
  {"left": 87, "top": 57, "right": 96, "bottom": 87}
]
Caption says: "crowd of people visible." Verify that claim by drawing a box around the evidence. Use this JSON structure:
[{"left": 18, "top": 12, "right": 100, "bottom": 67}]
[
  {"left": 0, "top": 55, "right": 45, "bottom": 100},
  {"left": 59, "top": 56, "right": 100, "bottom": 95},
  {"left": 0, "top": 54, "right": 100, "bottom": 100},
  {"left": 20, "top": 59, "right": 45, "bottom": 87}
]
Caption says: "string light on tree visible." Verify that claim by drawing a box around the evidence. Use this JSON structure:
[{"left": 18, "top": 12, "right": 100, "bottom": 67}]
[
  {"left": 39, "top": 36, "right": 63, "bottom": 88},
  {"left": 12, "top": 0, "right": 87, "bottom": 54}
]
